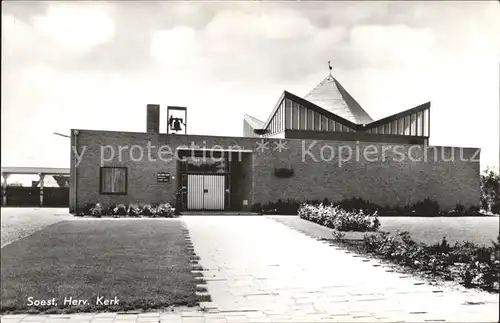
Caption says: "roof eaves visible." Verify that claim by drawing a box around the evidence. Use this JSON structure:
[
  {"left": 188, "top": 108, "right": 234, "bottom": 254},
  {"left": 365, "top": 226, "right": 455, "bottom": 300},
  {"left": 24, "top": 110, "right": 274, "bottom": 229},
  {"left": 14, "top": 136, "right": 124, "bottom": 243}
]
[
  {"left": 262, "top": 91, "right": 287, "bottom": 129},
  {"left": 243, "top": 114, "right": 265, "bottom": 129},
  {"left": 333, "top": 79, "right": 374, "bottom": 124}
]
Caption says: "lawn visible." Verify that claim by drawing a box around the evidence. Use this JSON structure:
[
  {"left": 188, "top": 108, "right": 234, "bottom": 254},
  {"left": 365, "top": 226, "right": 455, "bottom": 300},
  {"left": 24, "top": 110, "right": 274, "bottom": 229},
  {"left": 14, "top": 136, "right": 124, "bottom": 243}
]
[
  {"left": 378, "top": 216, "right": 499, "bottom": 245},
  {"left": 1, "top": 219, "right": 206, "bottom": 314},
  {"left": 270, "top": 215, "right": 499, "bottom": 245}
]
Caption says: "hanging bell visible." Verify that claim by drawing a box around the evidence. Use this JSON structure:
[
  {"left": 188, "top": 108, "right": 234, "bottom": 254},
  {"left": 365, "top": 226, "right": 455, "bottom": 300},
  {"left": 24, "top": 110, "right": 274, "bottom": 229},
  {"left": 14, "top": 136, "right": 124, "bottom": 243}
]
[{"left": 171, "top": 119, "right": 183, "bottom": 132}]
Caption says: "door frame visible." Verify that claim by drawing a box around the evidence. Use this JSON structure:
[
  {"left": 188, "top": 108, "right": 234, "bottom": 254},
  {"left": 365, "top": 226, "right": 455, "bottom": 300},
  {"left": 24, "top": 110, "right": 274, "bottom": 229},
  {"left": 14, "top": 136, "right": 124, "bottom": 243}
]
[
  {"left": 177, "top": 150, "right": 231, "bottom": 211},
  {"left": 176, "top": 148, "right": 254, "bottom": 212}
]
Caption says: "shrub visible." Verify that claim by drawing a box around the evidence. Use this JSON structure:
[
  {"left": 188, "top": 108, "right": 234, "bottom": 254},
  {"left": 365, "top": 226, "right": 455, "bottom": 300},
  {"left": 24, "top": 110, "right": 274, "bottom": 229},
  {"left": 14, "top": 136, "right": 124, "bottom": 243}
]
[
  {"left": 128, "top": 203, "right": 140, "bottom": 217},
  {"left": 151, "top": 204, "right": 161, "bottom": 217},
  {"left": 492, "top": 201, "right": 500, "bottom": 216},
  {"left": 80, "top": 203, "right": 95, "bottom": 215},
  {"left": 299, "top": 203, "right": 380, "bottom": 232},
  {"left": 428, "top": 237, "right": 453, "bottom": 254},
  {"left": 332, "top": 230, "right": 346, "bottom": 241},
  {"left": 459, "top": 257, "right": 499, "bottom": 290},
  {"left": 467, "top": 206, "right": 481, "bottom": 215},
  {"left": 362, "top": 232, "right": 500, "bottom": 291},
  {"left": 90, "top": 203, "right": 103, "bottom": 218},
  {"left": 113, "top": 204, "right": 127, "bottom": 217},
  {"left": 102, "top": 204, "right": 115, "bottom": 217},
  {"left": 333, "top": 197, "right": 380, "bottom": 214},
  {"left": 480, "top": 168, "right": 500, "bottom": 214},
  {"left": 250, "top": 203, "right": 262, "bottom": 214},
  {"left": 410, "top": 198, "right": 440, "bottom": 215},
  {"left": 363, "top": 231, "right": 445, "bottom": 271},
  {"left": 140, "top": 204, "right": 156, "bottom": 217},
  {"left": 261, "top": 199, "right": 301, "bottom": 215},
  {"left": 363, "top": 232, "right": 388, "bottom": 253},
  {"left": 449, "top": 203, "right": 466, "bottom": 215},
  {"left": 157, "top": 202, "right": 176, "bottom": 218}
]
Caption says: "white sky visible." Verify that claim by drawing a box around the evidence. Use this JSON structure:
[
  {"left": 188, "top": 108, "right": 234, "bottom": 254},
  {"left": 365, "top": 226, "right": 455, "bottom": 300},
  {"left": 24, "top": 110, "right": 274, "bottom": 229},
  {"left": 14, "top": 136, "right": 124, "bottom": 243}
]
[{"left": 2, "top": 1, "right": 499, "bottom": 172}]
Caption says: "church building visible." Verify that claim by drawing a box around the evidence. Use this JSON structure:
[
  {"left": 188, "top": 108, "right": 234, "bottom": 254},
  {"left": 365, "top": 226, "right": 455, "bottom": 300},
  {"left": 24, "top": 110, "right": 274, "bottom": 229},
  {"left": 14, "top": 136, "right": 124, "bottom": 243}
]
[{"left": 69, "top": 73, "right": 479, "bottom": 214}]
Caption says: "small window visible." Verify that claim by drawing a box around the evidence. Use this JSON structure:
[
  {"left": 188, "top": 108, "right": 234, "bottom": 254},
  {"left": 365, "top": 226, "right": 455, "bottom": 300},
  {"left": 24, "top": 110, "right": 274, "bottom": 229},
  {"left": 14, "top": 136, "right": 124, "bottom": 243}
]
[
  {"left": 398, "top": 118, "right": 404, "bottom": 135},
  {"left": 100, "top": 167, "right": 127, "bottom": 195},
  {"left": 307, "top": 109, "right": 314, "bottom": 130},
  {"left": 285, "top": 99, "right": 292, "bottom": 129},
  {"left": 313, "top": 112, "right": 320, "bottom": 130},
  {"left": 292, "top": 102, "right": 299, "bottom": 130},
  {"left": 423, "top": 109, "right": 429, "bottom": 137},
  {"left": 328, "top": 119, "right": 334, "bottom": 132},
  {"left": 404, "top": 115, "right": 411, "bottom": 135},
  {"left": 384, "top": 123, "right": 390, "bottom": 134},
  {"left": 299, "top": 106, "right": 306, "bottom": 130},
  {"left": 321, "top": 115, "right": 327, "bottom": 131},
  {"left": 391, "top": 120, "right": 397, "bottom": 134},
  {"left": 410, "top": 113, "right": 417, "bottom": 136},
  {"left": 416, "top": 111, "right": 423, "bottom": 136}
]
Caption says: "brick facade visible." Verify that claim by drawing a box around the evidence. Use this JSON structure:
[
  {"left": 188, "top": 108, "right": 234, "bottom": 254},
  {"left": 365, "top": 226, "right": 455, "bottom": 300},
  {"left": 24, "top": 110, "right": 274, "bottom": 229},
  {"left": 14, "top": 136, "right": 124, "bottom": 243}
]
[{"left": 70, "top": 129, "right": 480, "bottom": 213}]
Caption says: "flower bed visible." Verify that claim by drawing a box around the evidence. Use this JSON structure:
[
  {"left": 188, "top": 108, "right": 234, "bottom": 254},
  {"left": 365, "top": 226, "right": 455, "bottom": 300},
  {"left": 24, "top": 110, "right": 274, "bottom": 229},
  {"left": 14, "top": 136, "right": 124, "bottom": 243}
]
[
  {"left": 78, "top": 202, "right": 176, "bottom": 218},
  {"left": 298, "top": 203, "right": 380, "bottom": 232},
  {"left": 361, "top": 231, "right": 500, "bottom": 292}
]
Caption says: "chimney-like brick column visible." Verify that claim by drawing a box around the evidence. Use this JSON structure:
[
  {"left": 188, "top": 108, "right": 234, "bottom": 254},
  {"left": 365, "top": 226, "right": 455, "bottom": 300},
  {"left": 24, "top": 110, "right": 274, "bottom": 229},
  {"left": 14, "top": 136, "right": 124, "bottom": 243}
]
[{"left": 146, "top": 104, "right": 160, "bottom": 133}]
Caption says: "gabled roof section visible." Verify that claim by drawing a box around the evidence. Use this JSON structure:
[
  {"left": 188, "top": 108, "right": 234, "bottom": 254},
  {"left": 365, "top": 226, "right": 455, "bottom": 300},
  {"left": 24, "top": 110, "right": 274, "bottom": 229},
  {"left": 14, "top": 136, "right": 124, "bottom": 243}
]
[
  {"left": 243, "top": 114, "right": 265, "bottom": 129},
  {"left": 364, "top": 101, "right": 431, "bottom": 130},
  {"left": 261, "top": 92, "right": 286, "bottom": 130},
  {"left": 305, "top": 75, "right": 374, "bottom": 125},
  {"left": 261, "top": 91, "right": 358, "bottom": 130},
  {"left": 284, "top": 91, "right": 358, "bottom": 129}
]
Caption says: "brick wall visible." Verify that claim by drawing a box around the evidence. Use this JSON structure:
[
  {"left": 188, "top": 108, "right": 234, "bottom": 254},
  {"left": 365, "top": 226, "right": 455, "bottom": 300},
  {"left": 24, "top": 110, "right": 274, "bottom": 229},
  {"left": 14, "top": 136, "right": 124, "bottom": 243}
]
[
  {"left": 71, "top": 130, "right": 480, "bottom": 212},
  {"left": 252, "top": 140, "right": 480, "bottom": 210}
]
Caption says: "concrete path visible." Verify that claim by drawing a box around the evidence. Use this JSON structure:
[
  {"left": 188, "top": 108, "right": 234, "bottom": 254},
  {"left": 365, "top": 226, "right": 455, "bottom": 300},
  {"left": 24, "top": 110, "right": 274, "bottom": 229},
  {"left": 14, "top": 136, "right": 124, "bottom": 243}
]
[{"left": 183, "top": 216, "right": 499, "bottom": 322}]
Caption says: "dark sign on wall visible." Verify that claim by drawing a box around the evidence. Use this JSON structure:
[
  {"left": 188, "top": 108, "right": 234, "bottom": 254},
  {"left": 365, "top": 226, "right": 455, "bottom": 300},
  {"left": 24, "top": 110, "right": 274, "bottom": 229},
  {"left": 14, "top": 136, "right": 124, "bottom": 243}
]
[{"left": 157, "top": 172, "right": 170, "bottom": 183}]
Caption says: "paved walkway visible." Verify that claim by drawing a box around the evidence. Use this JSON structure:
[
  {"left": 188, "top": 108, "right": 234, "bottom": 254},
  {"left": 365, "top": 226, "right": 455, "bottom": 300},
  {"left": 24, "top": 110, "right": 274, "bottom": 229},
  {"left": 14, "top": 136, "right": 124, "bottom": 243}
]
[
  {"left": 183, "top": 216, "right": 499, "bottom": 322},
  {"left": 1, "top": 215, "right": 499, "bottom": 322}
]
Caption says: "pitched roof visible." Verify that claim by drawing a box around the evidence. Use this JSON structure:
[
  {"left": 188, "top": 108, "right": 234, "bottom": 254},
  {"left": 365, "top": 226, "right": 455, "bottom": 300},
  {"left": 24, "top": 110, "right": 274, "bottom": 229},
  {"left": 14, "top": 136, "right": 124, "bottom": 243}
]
[
  {"left": 243, "top": 114, "right": 265, "bottom": 129},
  {"left": 304, "top": 75, "right": 374, "bottom": 125},
  {"left": 53, "top": 175, "right": 70, "bottom": 188},
  {"left": 31, "top": 175, "right": 61, "bottom": 188}
]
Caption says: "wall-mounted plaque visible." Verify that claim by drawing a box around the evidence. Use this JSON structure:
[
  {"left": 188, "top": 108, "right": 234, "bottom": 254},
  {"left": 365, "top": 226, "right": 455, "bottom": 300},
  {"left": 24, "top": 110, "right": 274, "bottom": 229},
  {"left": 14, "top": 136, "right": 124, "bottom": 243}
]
[{"left": 157, "top": 172, "right": 170, "bottom": 183}]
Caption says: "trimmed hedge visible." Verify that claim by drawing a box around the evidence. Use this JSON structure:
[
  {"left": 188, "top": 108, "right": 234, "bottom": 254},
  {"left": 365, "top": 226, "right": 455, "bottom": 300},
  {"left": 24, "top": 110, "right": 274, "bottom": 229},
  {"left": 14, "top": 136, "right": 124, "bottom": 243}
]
[{"left": 299, "top": 203, "right": 380, "bottom": 232}]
